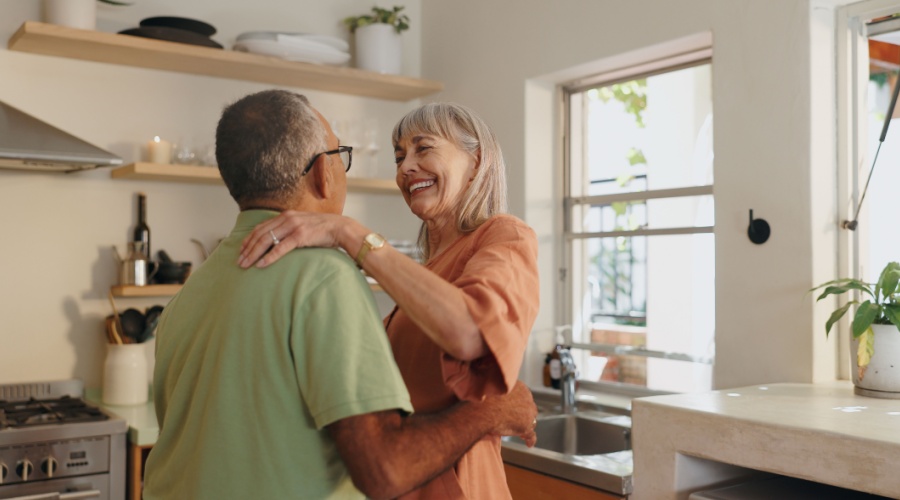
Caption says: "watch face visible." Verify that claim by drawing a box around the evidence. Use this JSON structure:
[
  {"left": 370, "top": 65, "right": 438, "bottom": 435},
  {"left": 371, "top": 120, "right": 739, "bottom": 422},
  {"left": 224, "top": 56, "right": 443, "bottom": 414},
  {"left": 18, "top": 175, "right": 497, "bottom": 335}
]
[{"left": 365, "top": 233, "right": 385, "bottom": 248}]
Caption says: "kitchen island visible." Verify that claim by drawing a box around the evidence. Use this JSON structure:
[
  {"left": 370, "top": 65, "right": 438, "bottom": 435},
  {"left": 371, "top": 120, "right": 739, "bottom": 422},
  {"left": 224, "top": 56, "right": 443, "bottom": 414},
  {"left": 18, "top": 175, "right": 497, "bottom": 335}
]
[{"left": 631, "top": 381, "right": 900, "bottom": 499}]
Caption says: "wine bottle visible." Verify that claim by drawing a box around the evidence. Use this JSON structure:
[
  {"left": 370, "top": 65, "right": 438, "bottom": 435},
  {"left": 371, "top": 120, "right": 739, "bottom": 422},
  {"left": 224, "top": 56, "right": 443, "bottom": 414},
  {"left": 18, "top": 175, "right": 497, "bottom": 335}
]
[{"left": 133, "top": 192, "right": 150, "bottom": 259}]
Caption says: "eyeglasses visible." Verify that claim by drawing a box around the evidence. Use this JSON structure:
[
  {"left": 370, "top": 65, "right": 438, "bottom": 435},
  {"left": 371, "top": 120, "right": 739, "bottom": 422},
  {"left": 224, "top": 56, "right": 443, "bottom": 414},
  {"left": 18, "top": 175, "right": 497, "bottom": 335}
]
[{"left": 302, "top": 145, "right": 353, "bottom": 176}]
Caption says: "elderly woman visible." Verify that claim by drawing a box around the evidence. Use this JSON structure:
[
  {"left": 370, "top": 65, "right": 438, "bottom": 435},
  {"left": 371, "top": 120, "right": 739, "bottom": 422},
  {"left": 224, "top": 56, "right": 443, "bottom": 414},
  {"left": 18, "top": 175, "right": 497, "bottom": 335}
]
[{"left": 238, "top": 102, "right": 539, "bottom": 499}]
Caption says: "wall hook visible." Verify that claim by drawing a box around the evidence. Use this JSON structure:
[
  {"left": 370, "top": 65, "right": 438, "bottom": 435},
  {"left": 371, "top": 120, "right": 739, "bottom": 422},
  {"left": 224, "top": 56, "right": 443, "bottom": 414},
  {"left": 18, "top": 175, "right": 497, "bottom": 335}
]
[{"left": 747, "top": 209, "right": 770, "bottom": 244}]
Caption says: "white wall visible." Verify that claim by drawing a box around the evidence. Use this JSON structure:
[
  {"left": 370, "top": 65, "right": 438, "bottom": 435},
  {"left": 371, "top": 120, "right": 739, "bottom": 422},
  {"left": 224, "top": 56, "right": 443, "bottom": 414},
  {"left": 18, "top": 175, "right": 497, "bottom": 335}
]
[
  {"left": 421, "top": 0, "right": 843, "bottom": 389},
  {"left": 0, "top": 0, "right": 422, "bottom": 387}
]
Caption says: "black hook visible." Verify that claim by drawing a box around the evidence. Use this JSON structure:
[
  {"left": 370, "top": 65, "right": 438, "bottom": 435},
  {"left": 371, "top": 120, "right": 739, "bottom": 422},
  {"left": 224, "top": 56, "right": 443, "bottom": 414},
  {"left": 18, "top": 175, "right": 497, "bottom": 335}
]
[{"left": 748, "top": 209, "right": 770, "bottom": 245}]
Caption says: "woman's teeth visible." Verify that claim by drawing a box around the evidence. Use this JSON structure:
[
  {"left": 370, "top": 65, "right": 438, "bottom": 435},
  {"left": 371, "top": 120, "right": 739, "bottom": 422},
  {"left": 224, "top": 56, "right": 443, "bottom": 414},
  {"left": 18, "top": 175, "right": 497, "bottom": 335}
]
[{"left": 409, "top": 180, "right": 435, "bottom": 193}]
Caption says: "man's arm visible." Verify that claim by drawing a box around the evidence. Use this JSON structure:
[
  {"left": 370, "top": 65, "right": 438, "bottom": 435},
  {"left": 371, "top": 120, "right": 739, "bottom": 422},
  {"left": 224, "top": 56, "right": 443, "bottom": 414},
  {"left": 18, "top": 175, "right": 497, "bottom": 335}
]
[{"left": 327, "top": 381, "right": 537, "bottom": 500}]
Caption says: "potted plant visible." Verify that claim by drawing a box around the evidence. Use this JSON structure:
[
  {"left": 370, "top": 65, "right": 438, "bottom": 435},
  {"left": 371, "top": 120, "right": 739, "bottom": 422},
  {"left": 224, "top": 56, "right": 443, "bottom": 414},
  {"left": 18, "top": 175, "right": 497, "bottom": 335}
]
[
  {"left": 343, "top": 6, "right": 409, "bottom": 75},
  {"left": 812, "top": 261, "right": 900, "bottom": 398}
]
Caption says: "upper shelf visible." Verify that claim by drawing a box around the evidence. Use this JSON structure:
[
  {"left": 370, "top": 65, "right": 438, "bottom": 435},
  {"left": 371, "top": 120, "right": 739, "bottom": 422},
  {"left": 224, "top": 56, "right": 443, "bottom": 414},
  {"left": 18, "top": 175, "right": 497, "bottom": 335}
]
[
  {"left": 111, "top": 162, "right": 401, "bottom": 194},
  {"left": 7, "top": 22, "right": 443, "bottom": 102}
]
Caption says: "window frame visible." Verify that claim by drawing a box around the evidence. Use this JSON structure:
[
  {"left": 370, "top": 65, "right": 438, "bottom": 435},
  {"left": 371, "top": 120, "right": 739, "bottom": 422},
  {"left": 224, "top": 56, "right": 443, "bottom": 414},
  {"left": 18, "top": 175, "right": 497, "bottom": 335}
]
[
  {"left": 560, "top": 49, "right": 715, "bottom": 393},
  {"left": 836, "top": 0, "right": 900, "bottom": 380}
]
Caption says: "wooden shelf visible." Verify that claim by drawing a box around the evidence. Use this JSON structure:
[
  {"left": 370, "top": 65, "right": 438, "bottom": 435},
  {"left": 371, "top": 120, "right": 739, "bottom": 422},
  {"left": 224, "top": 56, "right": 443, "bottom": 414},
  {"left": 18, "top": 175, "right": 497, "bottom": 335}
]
[
  {"left": 112, "top": 282, "right": 382, "bottom": 296},
  {"left": 347, "top": 177, "right": 401, "bottom": 195},
  {"left": 111, "top": 284, "right": 182, "bottom": 297},
  {"left": 111, "top": 163, "right": 222, "bottom": 184},
  {"left": 8, "top": 22, "right": 442, "bottom": 102},
  {"left": 110, "top": 162, "right": 400, "bottom": 194}
]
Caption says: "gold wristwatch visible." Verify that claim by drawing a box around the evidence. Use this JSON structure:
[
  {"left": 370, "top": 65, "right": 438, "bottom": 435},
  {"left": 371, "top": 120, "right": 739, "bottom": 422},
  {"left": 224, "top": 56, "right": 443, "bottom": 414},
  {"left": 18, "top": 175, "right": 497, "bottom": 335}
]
[{"left": 355, "top": 232, "right": 386, "bottom": 268}]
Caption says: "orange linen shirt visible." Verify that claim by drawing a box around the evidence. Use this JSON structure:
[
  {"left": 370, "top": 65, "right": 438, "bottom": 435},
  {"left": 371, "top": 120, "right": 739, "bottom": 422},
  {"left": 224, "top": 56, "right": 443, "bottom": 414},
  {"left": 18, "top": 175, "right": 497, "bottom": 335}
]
[{"left": 385, "top": 214, "right": 540, "bottom": 499}]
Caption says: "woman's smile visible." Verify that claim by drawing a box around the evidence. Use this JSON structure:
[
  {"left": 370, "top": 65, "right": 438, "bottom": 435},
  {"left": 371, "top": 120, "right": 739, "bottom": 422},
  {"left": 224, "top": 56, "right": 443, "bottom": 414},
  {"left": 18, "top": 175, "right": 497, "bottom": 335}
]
[{"left": 408, "top": 178, "right": 436, "bottom": 196}]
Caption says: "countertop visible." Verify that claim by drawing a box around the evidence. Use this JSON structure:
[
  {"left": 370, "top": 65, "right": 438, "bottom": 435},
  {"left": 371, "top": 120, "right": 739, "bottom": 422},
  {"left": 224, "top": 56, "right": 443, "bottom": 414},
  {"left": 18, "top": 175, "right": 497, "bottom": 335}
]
[
  {"left": 631, "top": 381, "right": 900, "bottom": 499},
  {"left": 86, "top": 388, "right": 158, "bottom": 447}
]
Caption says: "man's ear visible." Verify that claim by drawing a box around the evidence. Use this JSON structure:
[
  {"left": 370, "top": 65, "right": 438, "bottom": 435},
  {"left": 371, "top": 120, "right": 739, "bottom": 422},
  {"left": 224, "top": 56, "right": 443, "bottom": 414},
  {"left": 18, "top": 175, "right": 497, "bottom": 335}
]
[{"left": 307, "top": 153, "right": 334, "bottom": 200}]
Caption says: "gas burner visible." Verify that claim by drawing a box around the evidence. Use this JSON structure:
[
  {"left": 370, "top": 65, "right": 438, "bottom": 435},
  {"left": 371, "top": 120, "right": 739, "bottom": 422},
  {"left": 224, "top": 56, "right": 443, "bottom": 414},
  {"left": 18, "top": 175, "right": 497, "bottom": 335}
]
[{"left": 0, "top": 395, "right": 108, "bottom": 430}]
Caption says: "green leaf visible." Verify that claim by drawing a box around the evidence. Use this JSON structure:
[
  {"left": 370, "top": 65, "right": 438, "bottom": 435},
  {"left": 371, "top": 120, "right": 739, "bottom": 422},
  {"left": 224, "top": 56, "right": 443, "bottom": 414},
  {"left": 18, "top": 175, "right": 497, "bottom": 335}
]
[
  {"left": 857, "top": 327, "right": 875, "bottom": 379},
  {"left": 809, "top": 277, "right": 863, "bottom": 293},
  {"left": 852, "top": 301, "right": 881, "bottom": 338},
  {"left": 824, "top": 301, "right": 856, "bottom": 337},
  {"left": 616, "top": 173, "right": 635, "bottom": 187},
  {"left": 626, "top": 148, "right": 647, "bottom": 166},
  {"left": 883, "top": 303, "right": 900, "bottom": 330},
  {"left": 879, "top": 267, "right": 900, "bottom": 299},
  {"left": 815, "top": 282, "right": 873, "bottom": 302}
]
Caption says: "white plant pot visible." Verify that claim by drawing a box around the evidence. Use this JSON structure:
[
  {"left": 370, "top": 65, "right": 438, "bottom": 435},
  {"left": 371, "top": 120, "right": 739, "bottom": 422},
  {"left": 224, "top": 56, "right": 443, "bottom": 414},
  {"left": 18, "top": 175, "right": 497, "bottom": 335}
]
[
  {"left": 354, "top": 23, "right": 402, "bottom": 75},
  {"left": 42, "top": 0, "right": 97, "bottom": 30},
  {"left": 851, "top": 323, "right": 900, "bottom": 399}
]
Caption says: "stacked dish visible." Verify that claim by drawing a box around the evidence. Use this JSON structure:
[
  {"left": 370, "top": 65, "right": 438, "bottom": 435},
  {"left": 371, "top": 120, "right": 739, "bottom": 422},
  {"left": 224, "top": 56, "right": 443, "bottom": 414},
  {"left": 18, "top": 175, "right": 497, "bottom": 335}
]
[
  {"left": 233, "top": 32, "right": 350, "bottom": 65},
  {"left": 119, "top": 16, "right": 222, "bottom": 49}
]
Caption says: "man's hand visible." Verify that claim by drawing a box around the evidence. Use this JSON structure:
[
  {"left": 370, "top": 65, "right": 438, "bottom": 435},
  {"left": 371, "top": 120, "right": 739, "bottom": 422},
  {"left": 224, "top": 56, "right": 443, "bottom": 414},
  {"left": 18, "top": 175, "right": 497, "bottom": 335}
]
[{"left": 483, "top": 381, "right": 538, "bottom": 447}]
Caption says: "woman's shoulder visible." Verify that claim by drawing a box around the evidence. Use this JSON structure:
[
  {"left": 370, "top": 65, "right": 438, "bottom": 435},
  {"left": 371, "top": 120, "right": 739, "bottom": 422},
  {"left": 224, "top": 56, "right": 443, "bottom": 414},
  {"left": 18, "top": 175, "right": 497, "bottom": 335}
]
[
  {"left": 472, "top": 214, "right": 537, "bottom": 246},
  {"left": 476, "top": 213, "right": 535, "bottom": 235}
]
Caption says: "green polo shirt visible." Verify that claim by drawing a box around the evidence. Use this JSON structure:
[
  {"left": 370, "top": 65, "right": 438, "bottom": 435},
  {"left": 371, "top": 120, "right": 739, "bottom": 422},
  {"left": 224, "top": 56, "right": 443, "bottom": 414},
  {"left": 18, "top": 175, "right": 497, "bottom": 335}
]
[{"left": 143, "top": 210, "right": 412, "bottom": 500}]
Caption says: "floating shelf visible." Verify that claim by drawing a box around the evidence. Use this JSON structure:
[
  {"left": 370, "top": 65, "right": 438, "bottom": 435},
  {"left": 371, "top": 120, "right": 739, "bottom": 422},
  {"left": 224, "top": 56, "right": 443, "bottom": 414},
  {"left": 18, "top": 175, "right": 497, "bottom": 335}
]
[
  {"left": 110, "top": 162, "right": 400, "bottom": 194},
  {"left": 8, "top": 22, "right": 443, "bottom": 102},
  {"left": 112, "top": 282, "right": 382, "bottom": 296},
  {"left": 111, "top": 284, "right": 182, "bottom": 297}
]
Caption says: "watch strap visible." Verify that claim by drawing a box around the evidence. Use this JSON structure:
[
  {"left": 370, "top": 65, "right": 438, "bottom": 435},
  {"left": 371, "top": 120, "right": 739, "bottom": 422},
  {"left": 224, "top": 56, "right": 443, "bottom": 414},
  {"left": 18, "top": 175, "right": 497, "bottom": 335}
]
[{"left": 355, "top": 233, "right": 385, "bottom": 268}]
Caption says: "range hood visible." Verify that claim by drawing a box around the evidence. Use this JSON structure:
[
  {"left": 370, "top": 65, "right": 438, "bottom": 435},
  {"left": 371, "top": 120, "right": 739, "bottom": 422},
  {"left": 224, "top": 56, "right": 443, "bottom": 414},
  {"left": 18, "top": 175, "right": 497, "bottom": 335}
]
[{"left": 0, "top": 100, "right": 122, "bottom": 173}]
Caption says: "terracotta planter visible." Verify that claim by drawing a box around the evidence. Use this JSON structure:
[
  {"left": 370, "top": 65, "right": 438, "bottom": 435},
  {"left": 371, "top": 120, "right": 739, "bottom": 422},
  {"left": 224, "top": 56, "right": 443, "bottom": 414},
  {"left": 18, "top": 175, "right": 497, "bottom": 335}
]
[
  {"left": 354, "top": 23, "right": 402, "bottom": 74},
  {"left": 42, "top": 0, "right": 96, "bottom": 30},
  {"left": 851, "top": 323, "right": 900, "bottom": 399}
]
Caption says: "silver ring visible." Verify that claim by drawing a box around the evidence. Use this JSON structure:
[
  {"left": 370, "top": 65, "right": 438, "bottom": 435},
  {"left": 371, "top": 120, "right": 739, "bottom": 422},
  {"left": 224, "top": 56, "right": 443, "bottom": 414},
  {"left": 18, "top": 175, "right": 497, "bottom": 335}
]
[
  {"left": 532, "top": 418, "right": 537, "bottom": 428},
  {"left": 269, "top": 230, "right": 280, "bottom": 246}
]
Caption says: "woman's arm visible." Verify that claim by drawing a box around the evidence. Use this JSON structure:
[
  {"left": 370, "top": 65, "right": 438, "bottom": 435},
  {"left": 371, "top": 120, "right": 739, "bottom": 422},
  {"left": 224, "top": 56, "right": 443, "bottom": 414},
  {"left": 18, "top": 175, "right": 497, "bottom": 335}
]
[{"left": 238, "top": 211, "right": 488, "bottom": 361}]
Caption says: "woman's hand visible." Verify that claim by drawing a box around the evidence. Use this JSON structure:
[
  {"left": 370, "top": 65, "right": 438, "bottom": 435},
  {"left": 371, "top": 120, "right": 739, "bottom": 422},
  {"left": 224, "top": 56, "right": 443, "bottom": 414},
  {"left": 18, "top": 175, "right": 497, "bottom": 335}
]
[{"left": 238, "top": 210, "right": 346, "bottom": 268}]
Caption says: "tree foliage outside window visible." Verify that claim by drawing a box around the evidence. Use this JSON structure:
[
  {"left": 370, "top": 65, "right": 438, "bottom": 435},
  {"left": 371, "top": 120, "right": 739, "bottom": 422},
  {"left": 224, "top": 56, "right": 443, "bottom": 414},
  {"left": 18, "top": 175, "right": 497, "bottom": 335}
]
[{"left": 585, "top": 79, "right": 649, "bottom": 323}]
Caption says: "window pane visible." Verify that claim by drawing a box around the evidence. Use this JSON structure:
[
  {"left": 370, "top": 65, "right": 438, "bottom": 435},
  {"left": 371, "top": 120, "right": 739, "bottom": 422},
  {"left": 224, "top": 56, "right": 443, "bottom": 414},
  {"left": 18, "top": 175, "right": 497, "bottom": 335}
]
[
  {"left": 571, "top": 64, "right": 714, "bottom": 199},
  {"left": 571, "top": 233, "right": 715, "bottom": 393},
  {"left": 864, "top": 34, "right": 900, "bottom": 284}
]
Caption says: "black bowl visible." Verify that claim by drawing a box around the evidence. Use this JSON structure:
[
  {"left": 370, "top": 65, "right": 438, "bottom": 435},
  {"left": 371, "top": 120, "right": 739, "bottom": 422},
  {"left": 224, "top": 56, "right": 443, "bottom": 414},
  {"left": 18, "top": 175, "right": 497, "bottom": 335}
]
[
  {"left": 119, "top": 26, "right": 223, "bottom": 49},
  {"left": 140, "top": 16, "right": 217, "bottom": 37},
  {"left": 155, "top": 261, "right": 192, "bottom": 284}
]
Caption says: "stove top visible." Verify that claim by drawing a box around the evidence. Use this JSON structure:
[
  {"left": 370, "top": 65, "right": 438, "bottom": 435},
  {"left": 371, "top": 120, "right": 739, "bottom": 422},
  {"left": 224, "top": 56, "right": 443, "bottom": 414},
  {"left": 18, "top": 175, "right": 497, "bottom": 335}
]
[
  {"left": 0, "top": 380, "right": 127, "bottom": 497},
  {"left": 0, "top": 396, "right": 110, "bottom": 430},
  {"left": 0, "top": 380, "right": 126, "bottom": 446}
]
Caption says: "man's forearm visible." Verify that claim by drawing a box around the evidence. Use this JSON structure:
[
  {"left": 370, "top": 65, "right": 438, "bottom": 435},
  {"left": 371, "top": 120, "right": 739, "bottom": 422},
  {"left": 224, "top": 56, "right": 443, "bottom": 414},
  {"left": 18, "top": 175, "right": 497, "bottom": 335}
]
[{"left": 330, "top": 402, "right": 499, "bottom": 500}]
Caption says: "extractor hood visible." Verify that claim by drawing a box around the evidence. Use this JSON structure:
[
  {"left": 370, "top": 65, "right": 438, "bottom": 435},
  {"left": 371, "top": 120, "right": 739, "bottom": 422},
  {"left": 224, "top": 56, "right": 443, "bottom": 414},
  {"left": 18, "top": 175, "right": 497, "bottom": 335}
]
[{"left": 0, "top": 100, "right": 122, "bottom": 173}]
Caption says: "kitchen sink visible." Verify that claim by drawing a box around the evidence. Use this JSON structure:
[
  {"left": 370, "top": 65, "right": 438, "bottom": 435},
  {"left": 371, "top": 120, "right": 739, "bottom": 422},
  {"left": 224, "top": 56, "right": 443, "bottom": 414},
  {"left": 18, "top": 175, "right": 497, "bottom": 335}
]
[
  {"left": 507, "top": 413, "right": 631, "bottom": 455},
  {"left": 501, "top": 411, "right": 633, "bottom": 495}
]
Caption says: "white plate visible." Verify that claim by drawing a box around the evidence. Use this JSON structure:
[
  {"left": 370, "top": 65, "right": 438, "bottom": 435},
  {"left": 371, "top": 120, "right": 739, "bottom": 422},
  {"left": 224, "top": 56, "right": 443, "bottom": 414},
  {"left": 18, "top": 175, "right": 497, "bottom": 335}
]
[
  {"left": 233, "top": 39, "right": 350, "bottom": 65},
  {"left": 235, "top": 31, "right": 349, "bottom": 52}
]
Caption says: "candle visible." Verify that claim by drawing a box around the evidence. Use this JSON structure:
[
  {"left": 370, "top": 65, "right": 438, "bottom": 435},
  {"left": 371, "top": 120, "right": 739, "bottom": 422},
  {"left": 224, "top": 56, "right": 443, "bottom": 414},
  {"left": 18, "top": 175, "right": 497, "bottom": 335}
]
[{"left": 147, "top": 136, "right": 172, "bottom": 164}]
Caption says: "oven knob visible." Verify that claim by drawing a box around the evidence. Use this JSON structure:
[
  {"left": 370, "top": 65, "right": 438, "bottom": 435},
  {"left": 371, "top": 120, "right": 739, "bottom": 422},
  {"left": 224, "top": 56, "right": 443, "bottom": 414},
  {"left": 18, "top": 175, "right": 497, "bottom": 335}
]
[
  {"left": 16, "top": 459, "right": 33, "bottom": 481},
  {"left": 0, "top": 463, "right": 7, "bottom": 484},
  {"left": 41, "top": 457, "right": 58, "bottom": 477}
]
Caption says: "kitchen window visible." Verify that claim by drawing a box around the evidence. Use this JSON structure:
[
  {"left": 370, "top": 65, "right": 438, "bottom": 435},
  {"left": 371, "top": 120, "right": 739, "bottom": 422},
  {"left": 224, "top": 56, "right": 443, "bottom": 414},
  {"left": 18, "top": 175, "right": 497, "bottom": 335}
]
[
  {"left": 561, "top": 49, "right": 714, "bottom": 394},
  {"left": 836, "top": 3, "right": 900, "bottom": 377}
]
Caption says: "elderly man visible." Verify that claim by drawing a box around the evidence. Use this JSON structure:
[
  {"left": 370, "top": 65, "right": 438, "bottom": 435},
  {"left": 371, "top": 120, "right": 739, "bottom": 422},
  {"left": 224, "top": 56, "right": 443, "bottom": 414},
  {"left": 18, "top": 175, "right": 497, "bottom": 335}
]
[{"left": 141, "top": 89, "right": 536, "bottom": 500}]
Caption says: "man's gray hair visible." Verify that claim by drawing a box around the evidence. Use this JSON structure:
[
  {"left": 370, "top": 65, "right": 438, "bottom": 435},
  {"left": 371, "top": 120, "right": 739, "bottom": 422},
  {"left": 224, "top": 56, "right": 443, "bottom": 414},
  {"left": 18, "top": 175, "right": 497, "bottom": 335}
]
[{"left": 216, "top": 90, "right": 327, "bottom": 207}]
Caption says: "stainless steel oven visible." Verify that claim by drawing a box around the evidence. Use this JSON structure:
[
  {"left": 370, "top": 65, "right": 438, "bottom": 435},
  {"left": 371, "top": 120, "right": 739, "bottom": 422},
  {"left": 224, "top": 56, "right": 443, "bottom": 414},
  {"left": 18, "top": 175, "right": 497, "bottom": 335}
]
[{"left": 0, "top": 380, "right": 126, "bottom": 500}]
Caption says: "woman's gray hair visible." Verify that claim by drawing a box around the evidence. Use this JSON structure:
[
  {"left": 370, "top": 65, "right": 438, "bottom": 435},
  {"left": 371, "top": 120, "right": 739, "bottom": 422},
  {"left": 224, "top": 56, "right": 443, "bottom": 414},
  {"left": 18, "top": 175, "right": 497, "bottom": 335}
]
[
  {"left": 216, "top": 90, "right": 327, "bottom": 207},
  {"left": 391, "top": 102, "right": 508, "bottom": 259}
]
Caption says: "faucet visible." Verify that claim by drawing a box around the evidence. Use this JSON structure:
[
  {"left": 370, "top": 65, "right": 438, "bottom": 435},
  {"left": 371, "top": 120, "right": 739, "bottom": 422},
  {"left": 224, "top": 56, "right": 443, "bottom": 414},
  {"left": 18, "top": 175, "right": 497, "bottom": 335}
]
[{"left": 557, "top": 345, "right": 578, "bottom": 413}]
